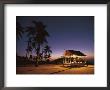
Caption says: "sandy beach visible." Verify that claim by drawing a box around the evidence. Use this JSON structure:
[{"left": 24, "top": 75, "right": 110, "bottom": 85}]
[{"left": 16, "top": 64, "right": 94, "bottom": 74}]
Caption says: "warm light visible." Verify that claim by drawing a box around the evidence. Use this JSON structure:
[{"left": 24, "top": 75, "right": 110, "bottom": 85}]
[
  {"left": 65, "top": 56, "right": 70, "bottom": 58},
  {"left": 72, "top": 55, "right": 78, "bottom": 58}
]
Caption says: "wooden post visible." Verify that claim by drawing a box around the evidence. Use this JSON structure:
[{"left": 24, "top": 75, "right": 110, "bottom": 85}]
[{"left": 63, "top": 57, "right": 65, "bottom": 66}]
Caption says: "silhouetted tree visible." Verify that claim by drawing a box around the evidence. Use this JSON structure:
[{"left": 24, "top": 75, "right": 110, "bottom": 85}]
[
  {"left": 16, "top": 22, "right": 24, "bottom": 40},
  {"left": 43, "top": 45, "right": 52, "bottom": 61},
  {"left": 26, "top": 21, "right": 50, "bottom": 66},
  {"left": 25, "top": 38, "right": 32, "bottom": 60},
  {"left": 16, "top": 21, "right": 24, "bottom": 58}
]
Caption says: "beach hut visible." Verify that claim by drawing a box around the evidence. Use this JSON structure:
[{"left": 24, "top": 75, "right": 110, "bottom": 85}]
[{"left": 63, "top": 50, "right": 86, "bottom": 67}]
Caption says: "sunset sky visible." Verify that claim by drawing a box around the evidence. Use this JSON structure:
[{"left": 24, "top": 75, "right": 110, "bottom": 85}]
[{"left": 16, "top": 16, "right": 94, "bottom": 60}]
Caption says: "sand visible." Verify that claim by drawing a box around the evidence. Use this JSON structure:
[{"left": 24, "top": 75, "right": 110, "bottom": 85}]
[{"left": 16, "top": 64, "right": 94, "bottom": 74}]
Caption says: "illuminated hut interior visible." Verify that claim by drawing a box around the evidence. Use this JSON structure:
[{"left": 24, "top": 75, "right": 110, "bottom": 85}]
[{"left": 63, "top": 50, "right": 86, "bottom": 67}]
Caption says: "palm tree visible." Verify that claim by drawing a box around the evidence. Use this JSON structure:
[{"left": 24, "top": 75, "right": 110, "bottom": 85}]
[
  {"left": 32, "top": 21, "right": 49, "bottom": 54},
  {"left": 26, "top": 21, "right": 50, "bottom": 66},
  {"left": 16, "top": 21, "right": 24, "bottom": 58},
  {"left": 16, "top": 21, "right": 24, "bottom": 40},
  {"left": 43, "top": 45, "right": 52, "bottom": 61},
  {"left": 25, "top": 38, "right": 32, "bottom": 60}
]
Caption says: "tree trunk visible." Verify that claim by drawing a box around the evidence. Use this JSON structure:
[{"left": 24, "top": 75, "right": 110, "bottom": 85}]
[{"left": 35, "top": 44, "right": 40, "bottom": 67}]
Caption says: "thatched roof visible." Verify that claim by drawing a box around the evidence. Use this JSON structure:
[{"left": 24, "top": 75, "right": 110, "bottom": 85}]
[{"left": 64, "top": 50, "right": 86, "bottom": 56}]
